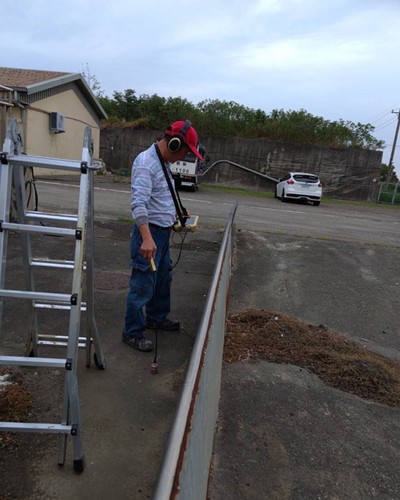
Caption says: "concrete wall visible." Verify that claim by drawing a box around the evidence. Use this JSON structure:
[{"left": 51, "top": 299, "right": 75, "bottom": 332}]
[
  {"left": 26, "top": 89, "right": 101, "bottom": 160},
  {"left": 100, "top": 127, "right": 383, "bottom": 200}
]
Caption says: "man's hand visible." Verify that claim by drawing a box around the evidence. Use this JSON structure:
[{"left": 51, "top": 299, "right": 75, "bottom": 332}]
[{"left": 138, "top": 224, "right": 157, "bottom": 260}]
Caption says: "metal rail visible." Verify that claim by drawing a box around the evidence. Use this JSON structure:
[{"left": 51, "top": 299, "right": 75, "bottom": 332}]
[
  {"left": 201, "top": 159, "right": 279, "bottom": 183},
  {"left": 153, "top": 202, "right": 238, "bottom": 500}
]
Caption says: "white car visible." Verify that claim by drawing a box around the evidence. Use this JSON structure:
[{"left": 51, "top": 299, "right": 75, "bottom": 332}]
[{"left": 275, "top": 172, "right": 322, "bottom": 206}]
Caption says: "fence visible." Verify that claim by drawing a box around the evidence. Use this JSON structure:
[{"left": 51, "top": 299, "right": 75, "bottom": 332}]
[
  {"left": 153, "top": 202, "right": 238, "bottom": 500},
  {"left": 377, "top": 182, "right": 400, "bottom": 205}
]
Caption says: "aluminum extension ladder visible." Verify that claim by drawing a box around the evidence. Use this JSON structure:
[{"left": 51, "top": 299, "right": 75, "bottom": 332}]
[{"left": 0, "top": 118, "right": 105, "bottom": 473}]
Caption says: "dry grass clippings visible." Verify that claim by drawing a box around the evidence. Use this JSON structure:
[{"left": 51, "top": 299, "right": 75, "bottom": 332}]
[
  {"left": 0, "top": 370, "right": 33, "bottom": 449},
  {"left": 224, "top": 309, "right": 400, "bottom": 406}
]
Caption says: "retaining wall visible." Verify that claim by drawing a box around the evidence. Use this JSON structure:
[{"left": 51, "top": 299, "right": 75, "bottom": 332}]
[{"left": 100, "top": 127, "right": 382, "bottom": 200}]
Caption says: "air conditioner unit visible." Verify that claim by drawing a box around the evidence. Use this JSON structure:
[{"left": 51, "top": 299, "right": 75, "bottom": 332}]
[{"left": 49, "top": 112, "right": 65, "bottom": 133}]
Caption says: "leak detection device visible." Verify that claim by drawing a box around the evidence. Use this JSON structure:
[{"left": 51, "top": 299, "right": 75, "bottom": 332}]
[{"left": 173, "top": 215, "right": 199, "bottom": 233}]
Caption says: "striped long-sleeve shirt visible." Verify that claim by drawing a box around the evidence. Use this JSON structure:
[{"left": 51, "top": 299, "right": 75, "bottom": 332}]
[{"left": 130, "top": 143, "right": 176, "bottom": 227}]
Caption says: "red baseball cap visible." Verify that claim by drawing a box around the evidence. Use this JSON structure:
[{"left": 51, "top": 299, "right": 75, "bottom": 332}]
[{"left": 165, "top": 120, "right": 204, "bottom": 160}]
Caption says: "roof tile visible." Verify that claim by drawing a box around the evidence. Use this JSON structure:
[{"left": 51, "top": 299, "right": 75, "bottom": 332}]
[{"left": 0, "top": 67, "right": 71, "bottom": 88}]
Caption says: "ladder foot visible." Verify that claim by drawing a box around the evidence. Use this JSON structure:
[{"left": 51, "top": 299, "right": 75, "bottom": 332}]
[
  {"left": 73, "top": 457, "right": 85, "bottom": 473},
  {"left": 93, "top": 352, "right": 106, "bottom": 370}
]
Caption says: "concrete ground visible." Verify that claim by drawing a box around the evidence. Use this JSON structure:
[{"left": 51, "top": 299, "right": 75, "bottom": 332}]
[
  {"left": 208, "top": 230, "right": 400, "bottom": 500},
  {"left": 0, "top": 187, "right": 225, "bottom": 499}
]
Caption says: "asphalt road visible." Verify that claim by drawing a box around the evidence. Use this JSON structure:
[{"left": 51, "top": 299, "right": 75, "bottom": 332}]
[
  {"left": 37, "top": 177, "right": 400, "bottom": 245},
  {"left": 36, "top": 177, "right": 400, "bottom": 359}
]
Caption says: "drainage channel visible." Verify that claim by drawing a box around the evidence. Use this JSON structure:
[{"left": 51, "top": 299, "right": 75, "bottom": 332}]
[{"left": 153, "top": 202, "right": 238, "bottom": 500}]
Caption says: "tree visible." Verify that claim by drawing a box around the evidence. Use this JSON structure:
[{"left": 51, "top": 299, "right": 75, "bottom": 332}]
[
  {"left": 112, "top": 89, "right": 140, "bottom": 121},
  {"left": 81, "top": 63, "right": 104, "bottom": 98},
  {"left": 95, "top": 76, "right": 385, "bottom": 152}
]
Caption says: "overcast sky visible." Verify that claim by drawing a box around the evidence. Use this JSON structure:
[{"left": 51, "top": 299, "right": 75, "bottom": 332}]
[{"left": 2, "top": 0, "right": 400, "bottom": 170}]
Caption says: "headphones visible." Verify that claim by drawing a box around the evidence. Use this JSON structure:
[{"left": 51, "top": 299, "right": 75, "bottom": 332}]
[{"left": 166, "top": 120, "right": 192, "bottom": 153}]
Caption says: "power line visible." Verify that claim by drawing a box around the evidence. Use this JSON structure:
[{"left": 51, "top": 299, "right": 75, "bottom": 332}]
[
  {"left": 370, "top": 105, "right": 400, "bottom": 124},
  {"left": 371, "top": 111, "right": 393, "bottom": 124},
  {"left": 374, "top": 117, "right": 397, "bottom": 132}
]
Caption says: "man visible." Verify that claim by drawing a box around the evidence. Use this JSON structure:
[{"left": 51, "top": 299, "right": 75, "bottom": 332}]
[{"left": 122, "top": 120, "right": 203, "bottom": 352}]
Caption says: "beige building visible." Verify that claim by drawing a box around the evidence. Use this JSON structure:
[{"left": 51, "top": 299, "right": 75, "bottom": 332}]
[{"left": 0, "top": 67, "right": 107, "bottom": 161}]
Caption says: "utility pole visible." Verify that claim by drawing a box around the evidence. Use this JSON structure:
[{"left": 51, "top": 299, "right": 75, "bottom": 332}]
[{"left": 387, "top": 109, "right": 400, "bottom": 182}]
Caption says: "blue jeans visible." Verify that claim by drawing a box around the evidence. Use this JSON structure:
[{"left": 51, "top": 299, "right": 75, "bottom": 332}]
[{"left": 124, "top": 224, "right": 172, "bottom": 338}]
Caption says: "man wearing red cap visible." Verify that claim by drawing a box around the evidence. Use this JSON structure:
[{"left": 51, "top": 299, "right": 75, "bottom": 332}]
[{"left": 122, "top": 120, "right": 203, "bottom": 352}]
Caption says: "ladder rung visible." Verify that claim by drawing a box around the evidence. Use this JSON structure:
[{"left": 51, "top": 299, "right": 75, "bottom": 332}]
[
  {"left": 5, "top": 154, "right": 82, "bottom": 172},
  {"left": 34, "top": 302, "right": 87, "bottom": 311},
  {"left": 27, "top": 211, "right": 78, "bottom": 223},
  {"left": 0, "top": 289, "right": 72, "bottom": 303},
  {"left": 1, "top": 222, "right": 76, "bottom": 237},
  {"left": 38, "top": 334, "right": 89, "bottom": 346},
  {"left": 38, "top": 340, "right": 87, "bottom": 348},
  {"left": 0, "top": 422, "right": 73, "bottom": 434},
  {"left": 31, "top": 259, "right": 76, "bottom": 270},
  {"left": 0, "top": 356, "right": 67, "bottom": 368}
]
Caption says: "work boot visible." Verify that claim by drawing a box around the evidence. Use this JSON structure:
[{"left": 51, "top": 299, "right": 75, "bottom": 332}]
[
  {"left": 122, "top": 333, "right": 153, "bottom": 352},
  {"left": 146, "top": 318, "right": 180, "bottom": 331}
]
